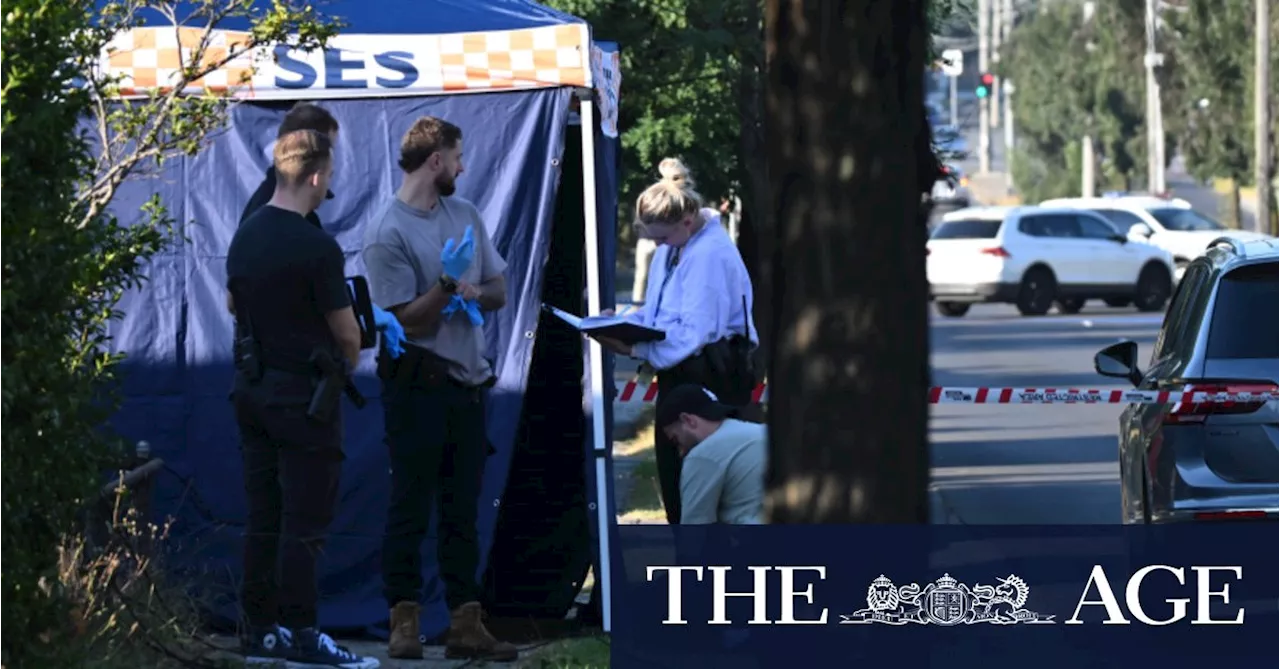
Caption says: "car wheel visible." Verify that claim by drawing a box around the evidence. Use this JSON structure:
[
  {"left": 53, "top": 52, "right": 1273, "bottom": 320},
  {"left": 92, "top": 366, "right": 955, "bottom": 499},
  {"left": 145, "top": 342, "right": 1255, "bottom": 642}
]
[
  {"left": 934, "top": 301, "right": 971, "bottom": 317},
  {"left": 1104, "top": 297, "right": 1132, "bottom": 308},
  {"left": 1015, "top": 267, "right": 1056, "bottom": 316},
  {"left": 1055, "top": 298, "right": 1084, "bottom": 314},
  {"left": 1133, "top": 264, "right": 1172, "bottom": 312}
]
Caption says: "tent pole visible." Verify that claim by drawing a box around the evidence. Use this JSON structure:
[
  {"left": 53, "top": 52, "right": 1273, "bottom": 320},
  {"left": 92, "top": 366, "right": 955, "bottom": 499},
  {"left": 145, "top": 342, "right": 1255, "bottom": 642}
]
[{"left": 578, "top": 94, "right": 612, "bottom": 634}]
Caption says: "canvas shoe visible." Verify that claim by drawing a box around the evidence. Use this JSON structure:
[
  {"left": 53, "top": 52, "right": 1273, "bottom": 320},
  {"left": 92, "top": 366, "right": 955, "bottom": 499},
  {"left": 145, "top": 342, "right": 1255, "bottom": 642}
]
[
  {"left": 287, "top": 627, "right": 380, "bottom": 668},
  {"left": 242, "top": 624, "right": 295, "bottom": 665}
]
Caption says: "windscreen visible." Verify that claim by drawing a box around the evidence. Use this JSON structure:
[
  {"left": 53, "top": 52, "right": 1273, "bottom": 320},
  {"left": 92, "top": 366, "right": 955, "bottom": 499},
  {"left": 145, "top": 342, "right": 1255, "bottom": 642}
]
[
  {"left": 1205, "top": 262, "right": 1279, "bottom": 359},
  {"left": 931, "top": 219, "right": 1002, "bottom": 239},
  {"left": 1147, "top": 207, "right": 1224, "bottom": 232}
]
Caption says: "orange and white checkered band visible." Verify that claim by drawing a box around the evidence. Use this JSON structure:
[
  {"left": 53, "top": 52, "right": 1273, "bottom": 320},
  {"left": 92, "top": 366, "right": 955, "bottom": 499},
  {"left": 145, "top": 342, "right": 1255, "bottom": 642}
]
[{"left": 100, "top": 25, "right": 591, "bottom": 99}]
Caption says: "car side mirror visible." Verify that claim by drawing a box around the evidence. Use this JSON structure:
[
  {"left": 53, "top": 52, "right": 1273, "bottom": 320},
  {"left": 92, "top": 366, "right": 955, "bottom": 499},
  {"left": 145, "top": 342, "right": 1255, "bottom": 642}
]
[
  {"left": 1094, "top": 340, "right": 1142, "bottom": 386},
  {"left": 1128, "top": 223, "right": 1153, "bottom": 238},
  {"left": 1110, "top": 233, "right": 1128, "bottom": 244}
]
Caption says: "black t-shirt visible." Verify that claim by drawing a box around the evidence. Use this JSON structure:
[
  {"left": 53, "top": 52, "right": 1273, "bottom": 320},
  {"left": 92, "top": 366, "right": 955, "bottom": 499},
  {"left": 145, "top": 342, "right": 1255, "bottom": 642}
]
[
  {"left": 240, "top": 167, "right": 330, "bottom": 229},
  {"left": 226, "top": 205, "right": 351, "bottom": 371}
]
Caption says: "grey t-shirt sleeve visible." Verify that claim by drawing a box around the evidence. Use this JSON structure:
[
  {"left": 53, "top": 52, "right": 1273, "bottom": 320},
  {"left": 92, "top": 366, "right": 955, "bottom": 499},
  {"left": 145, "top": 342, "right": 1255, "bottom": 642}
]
[
  {"left": 679, "top": 454, "right": 725, "bottom": 525},
  {"left": 362, "top": 240, "right": 419, "bottom": 309},
  {"left": 472, "top": 207, "right": 508, "bottom": 282}
]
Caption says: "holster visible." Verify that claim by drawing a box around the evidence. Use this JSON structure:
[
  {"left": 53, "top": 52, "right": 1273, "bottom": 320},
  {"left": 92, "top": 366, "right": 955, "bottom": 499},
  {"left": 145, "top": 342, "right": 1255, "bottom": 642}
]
[
  {"left": 307, "top": 348, "right": 365, "bottom": 423},
  {"left": 233, "top": 334, "right": 265, "bottom": 383},
  {"left": 229, "top": 281, "right": 264, "bottom": 383}
]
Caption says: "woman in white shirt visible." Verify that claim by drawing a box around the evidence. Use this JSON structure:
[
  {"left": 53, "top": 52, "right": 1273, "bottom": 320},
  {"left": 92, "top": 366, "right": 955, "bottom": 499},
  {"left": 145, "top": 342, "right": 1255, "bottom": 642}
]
[{"left": 596, "top": 158, "right": 758, "bottom": 525}]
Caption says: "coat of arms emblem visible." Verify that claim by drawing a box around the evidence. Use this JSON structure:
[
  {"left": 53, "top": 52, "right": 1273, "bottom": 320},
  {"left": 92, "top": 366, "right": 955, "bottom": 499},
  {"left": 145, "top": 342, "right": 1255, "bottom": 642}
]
[{"left": 839, "top": 573, "right": 1055, "bottom": 626}]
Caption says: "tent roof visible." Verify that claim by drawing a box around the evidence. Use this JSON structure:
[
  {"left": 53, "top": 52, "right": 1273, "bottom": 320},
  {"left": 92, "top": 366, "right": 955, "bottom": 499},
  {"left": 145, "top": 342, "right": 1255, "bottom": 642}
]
[
  {"left": 130, "top": 0, "right": 585, "bottom": 34},
  {"left": 102, "top": 0, "right": 601, "bottom": 99}
]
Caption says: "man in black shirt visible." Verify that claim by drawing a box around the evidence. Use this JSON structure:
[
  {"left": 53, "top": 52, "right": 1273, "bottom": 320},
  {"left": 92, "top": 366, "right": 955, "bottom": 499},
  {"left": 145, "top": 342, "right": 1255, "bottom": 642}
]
[
  {"left": 226, "top": 129, "right": 377, "bottom": 669},
  {"left": 240, "top": 103, "right": 340, "bottom": 228}
]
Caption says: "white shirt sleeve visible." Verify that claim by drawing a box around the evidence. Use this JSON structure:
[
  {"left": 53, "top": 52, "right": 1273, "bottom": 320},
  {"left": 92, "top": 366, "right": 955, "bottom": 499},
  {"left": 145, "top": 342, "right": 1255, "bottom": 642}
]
[{"left": 631, "top": 251, "right": 735, "bottom": 370}]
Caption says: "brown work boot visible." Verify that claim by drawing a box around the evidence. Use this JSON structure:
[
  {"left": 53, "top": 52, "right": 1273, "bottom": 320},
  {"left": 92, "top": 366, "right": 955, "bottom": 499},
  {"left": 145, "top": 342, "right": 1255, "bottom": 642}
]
[
  {"left": 445, "top": 601, "right": 519, "bottom": 661},
  {"left": 387, "top": 601, "right": 423, "bottom": 659}
]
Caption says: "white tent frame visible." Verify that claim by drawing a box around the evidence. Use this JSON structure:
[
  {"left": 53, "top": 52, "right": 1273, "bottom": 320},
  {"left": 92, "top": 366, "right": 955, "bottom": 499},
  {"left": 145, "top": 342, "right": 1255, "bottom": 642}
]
[{"left": 575, "top": 91, "right": 613, "bottom": 634}]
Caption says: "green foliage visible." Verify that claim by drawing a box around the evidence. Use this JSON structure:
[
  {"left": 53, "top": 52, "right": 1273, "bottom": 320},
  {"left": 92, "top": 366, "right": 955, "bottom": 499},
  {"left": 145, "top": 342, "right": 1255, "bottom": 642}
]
[
  {"left": 1, "top": 2, "right": 336, "bottom": 665},
  {"left": 547, "top": 0, "right": 759, "bottom": 242},
  {"left": 1003, "top": 0, "right": 1152, "bottom": 200},
  {"left": 548, "top": 0, "right": 965, "bottom": 246},
  {"left": 1163, "top": 0, "right": 1277, "bottom": 186}
]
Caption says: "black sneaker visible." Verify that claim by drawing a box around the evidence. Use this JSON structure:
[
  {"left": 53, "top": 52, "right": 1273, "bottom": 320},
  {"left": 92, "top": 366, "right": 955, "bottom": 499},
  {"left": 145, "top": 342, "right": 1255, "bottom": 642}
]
[
  {"left": 242, "top": 625, "right": 294, "bottom": 665},
  {"left": 288, "top": 628, "right": 380, "bottom": 668}
]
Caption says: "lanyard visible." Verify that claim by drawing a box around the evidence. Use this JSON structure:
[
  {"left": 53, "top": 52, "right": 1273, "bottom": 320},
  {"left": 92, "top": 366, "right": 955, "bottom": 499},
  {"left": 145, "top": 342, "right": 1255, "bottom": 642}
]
[{"left": 650, "top": 246, "right": 680, "bottom": 324}]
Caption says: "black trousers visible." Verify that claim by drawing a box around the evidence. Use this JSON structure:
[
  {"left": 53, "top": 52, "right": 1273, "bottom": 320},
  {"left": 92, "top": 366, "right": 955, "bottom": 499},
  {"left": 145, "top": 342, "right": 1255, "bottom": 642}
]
[
  {"left": 233, "top": 369, "right": 344, "bottom": 630},
  {"left": 381, "top": 377, "right": 488, "bottom": 611},
  {"left": 654, "top": 363, "right": 755, "bottom": 525}
]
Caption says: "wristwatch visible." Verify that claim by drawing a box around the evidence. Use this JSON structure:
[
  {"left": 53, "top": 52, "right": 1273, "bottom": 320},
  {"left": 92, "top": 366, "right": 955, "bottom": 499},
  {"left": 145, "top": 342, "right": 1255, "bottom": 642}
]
[{"left": 438, "top": 274, "right": 459, "bottom": 294}]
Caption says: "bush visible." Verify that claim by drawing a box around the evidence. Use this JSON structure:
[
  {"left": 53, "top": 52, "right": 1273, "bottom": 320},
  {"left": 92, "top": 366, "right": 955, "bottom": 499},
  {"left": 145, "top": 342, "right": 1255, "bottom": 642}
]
[{"left": 1, "top": 2, "right": 336, "bottom": 665}]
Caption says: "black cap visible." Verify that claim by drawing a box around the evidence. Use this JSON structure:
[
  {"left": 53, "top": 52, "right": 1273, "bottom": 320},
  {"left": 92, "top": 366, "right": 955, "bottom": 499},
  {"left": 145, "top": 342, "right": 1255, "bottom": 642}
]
[{"left": 656, "top": 384, "right": 736, "bottom": 430}]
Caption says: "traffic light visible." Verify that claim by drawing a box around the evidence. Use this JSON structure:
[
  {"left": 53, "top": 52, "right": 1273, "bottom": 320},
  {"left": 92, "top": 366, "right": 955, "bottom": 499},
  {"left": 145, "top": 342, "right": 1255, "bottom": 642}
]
[{"left": 976, "top": 72, "right": 995, "bottom": 98}]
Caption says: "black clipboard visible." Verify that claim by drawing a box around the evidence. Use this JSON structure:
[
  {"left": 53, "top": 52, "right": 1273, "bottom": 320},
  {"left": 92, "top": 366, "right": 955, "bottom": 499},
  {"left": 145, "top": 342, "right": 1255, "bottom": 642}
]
[{"left": 543, "top": 304, "right": 666, "bottom": 344}]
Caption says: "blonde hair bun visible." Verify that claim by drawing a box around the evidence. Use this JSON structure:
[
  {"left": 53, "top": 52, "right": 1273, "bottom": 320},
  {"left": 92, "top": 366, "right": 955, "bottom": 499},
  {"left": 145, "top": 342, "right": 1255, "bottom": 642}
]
[{"left": 658, "top": 157, "right": 694, "bottom": 187}]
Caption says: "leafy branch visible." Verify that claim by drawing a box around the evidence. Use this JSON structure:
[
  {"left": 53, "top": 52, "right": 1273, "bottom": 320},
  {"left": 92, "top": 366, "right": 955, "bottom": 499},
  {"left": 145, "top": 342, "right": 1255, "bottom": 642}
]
[{"left": 78, "top": 0, "right": 343, "bottom": 230}]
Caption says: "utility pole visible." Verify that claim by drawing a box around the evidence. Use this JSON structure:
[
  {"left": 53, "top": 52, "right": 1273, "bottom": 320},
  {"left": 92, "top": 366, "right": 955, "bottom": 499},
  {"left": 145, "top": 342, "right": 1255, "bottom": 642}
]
[
  {"left": 1001, "top": 0, "right": 1015, "bottom": 182},
  {"left": 978, "top": 0, "right": 991, "bottom": 174},
  {"left": 1143, "top": 0, "right": 1166, "bottom": 194},
  {"left": 1255, "top": 0, "right": 1273, "bottom": 233},
  {"left": 1082, "top": 2, "right": 1096, "bottom": 198},
  {"left": 990, "top": 0, "right": 1002, "bottom": 130}
]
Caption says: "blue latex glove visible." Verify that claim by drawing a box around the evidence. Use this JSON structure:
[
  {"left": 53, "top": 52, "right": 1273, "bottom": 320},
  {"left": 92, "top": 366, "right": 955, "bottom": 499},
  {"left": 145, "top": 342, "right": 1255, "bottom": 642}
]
[
  {"left": 441, "top": 294, "right": 466, "bottom": 320},
  {"left": 440, "top": 295, "right": 485, "bottom": 327},
  {"left": 440, "top": 225, "right": 476, "bottom": 280},
  {"left": 371, "top": 305, "right": 406, "bottom": 359},
  {"left": 461, "top": 298, "right": 484, "bottom": 326}
]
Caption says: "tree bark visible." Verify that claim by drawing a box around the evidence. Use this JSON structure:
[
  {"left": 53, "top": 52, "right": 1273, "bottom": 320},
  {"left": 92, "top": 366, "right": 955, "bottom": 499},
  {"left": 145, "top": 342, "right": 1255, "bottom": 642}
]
[
  {"left": 763, "top": 0, "right": 931, "bottom": 524},
  {"left": 733, "top": 0, "right": 773, "bottom": 376}
]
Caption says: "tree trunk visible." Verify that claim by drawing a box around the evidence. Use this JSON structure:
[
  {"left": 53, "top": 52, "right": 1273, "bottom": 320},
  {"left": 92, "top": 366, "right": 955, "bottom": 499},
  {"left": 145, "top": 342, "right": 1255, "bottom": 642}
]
[
  {"left": 763, "top": 0, "right": 931, "bottom": 524},
  {"left": 1229, "top": 179, "right": 1242, "bottom": 230},
  {"left": 734, "top": 0, "right": 773, "bottom": 376}
]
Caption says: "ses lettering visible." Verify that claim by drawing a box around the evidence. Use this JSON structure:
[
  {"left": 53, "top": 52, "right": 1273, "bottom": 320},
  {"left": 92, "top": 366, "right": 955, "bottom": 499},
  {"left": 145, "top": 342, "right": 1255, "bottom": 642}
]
[
  {"left": 645, "top": 566, "right": 829, "bottom": 626},
  {"left": 1066, "top": 565, "right": 1244, "bottom": 626},
  {"left": 273, "top": 46, "right": 419, "bottom": 90}
]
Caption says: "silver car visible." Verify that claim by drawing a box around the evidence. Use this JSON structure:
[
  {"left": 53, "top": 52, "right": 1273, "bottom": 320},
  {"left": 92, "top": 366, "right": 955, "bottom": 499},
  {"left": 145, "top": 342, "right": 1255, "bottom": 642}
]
[{"left": 1093, "top": 237, "right": 1278, "bottom": 524}]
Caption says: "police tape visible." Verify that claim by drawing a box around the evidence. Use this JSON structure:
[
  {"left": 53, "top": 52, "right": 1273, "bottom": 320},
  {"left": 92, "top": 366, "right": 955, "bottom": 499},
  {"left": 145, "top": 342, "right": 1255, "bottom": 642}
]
[{"left": 613, "top": 381, "right": 1279, "bottom": 405}]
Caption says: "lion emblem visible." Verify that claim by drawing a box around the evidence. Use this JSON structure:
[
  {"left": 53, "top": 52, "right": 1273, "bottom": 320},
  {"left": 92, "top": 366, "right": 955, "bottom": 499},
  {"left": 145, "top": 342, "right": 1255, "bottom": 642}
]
[{"left": 866, "top": 575, "right": 900, "bottom": 612}]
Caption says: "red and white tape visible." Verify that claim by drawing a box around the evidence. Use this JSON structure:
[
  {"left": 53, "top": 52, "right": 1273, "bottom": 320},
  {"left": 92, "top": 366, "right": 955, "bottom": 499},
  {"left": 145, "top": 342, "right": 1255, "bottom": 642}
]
[{"left": 613, "top": 381, "right": 1278, "bottom": 406}]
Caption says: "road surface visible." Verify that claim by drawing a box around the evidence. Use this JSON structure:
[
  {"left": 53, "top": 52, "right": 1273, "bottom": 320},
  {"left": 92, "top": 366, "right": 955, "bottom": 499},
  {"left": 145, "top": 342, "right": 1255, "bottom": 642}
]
[{"left": 929, "top": 303, "right": 1163, "bottom": 524}]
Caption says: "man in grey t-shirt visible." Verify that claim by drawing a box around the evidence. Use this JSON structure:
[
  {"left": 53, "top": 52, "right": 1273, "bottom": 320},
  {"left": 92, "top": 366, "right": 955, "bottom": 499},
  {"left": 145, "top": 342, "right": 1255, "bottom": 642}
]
[
  {"left": 361, "top": 116, "right": 515, "bottom": 662},
  {"left": 656, "top": 384, "right": 768, "bottom": 525}
]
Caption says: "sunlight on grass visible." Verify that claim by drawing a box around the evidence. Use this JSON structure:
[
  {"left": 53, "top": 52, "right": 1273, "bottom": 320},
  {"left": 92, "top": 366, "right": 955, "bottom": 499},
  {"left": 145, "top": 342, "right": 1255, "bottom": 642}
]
[
  {"left": 616, "top": 456, "right": 667, "bottom": 525},
  {"left": 519, "top": 635, "right": 611, "bottom": 668},
  {"left": 613, "top": 421, "right": 655, "bottom": 458}
]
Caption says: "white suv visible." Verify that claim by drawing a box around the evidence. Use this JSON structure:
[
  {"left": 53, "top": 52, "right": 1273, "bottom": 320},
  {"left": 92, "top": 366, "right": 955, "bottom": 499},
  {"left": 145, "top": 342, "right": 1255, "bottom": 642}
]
[
  {"left": 927, "top": 206, "right": 1177, "bottom": 317},
  {"left": 1039, "top": 195, "right": 1275, "bottom": 281}
]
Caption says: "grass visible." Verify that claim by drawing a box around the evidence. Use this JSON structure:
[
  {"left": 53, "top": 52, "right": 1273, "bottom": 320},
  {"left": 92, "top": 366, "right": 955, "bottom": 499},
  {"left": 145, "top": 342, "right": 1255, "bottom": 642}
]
[
  {"left": 612, "top": 410, "right": 668, "bottom": 525},
  {"left": 519, "top": 635, "right": 611, "bottom": 668}
]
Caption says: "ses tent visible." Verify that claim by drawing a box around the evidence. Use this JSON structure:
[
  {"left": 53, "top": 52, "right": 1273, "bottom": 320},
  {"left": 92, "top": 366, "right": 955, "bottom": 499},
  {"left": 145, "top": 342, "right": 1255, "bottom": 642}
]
[{"left": 99, "top": 0, "right": 623, "bottom": 640}]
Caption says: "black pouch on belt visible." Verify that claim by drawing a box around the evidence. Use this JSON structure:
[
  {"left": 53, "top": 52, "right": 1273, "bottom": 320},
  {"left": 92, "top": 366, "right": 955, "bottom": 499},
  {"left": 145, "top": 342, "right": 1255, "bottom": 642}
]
[{"left": 378, "top": 343, "right": 450, "bottom": 389}]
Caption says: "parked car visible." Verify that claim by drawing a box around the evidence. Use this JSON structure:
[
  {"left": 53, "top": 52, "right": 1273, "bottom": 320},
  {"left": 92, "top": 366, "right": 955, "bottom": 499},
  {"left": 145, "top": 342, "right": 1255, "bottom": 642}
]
[
  {"left": 927, "top": 205, "right": 1176, "bottom": 317},
  {"left": 1093, "top": 236, "right": 1278, "bottom": 524},
  {"left": 1039, "top": 195, "right": 1276, "bottom": 281},
  {"left": 930, "top": 164, "right": 972, "bottom": 207}
]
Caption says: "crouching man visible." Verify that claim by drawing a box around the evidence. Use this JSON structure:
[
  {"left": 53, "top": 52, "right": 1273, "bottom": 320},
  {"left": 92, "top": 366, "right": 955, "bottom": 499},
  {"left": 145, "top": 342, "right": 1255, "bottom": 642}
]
[
  {"left": 655, "top": 384, "right": 768, "bottom": 525},
  {"left": 362, "top": 116, "right": 517, "bottom": 662}
]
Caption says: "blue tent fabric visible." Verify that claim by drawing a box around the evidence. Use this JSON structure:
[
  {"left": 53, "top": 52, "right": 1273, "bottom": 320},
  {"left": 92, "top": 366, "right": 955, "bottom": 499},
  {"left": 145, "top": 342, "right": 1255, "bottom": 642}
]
[{"left": 105, "top": 87, "right": 580, "bottom": 638}]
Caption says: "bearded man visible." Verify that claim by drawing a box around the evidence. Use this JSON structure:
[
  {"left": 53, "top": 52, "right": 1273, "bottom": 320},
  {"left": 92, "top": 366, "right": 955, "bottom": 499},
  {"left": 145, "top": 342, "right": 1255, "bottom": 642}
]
[{"left": 361, "top": 116, "right": 515, "bottom": 662}]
